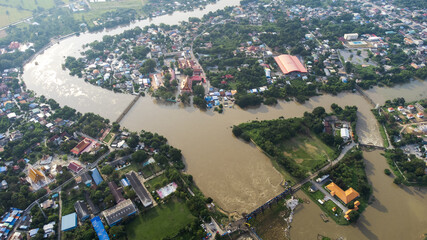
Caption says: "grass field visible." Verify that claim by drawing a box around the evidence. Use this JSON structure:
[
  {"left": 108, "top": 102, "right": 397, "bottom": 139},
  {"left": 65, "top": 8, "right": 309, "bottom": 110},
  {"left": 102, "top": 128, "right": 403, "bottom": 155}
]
[
  {"left": 73, "top": 0, "right": 147, "bottom": 25},
  {"left": 0, "top": 0, "right": 55, "bottom": 10},
  {"left": 0, "top": 0, "right": 57, "bottom": 28},
  {"left": 280, "top": 133, "right": 337, "bottom": 172},
  {"left": 145, "top": 174, "right": 168, "bottom": 190},
  {"left": 0, "top": 6, "right": 32, "bottom": 28},
  {"left": 126, "top": 198, "right": 195, "bottom": 240},
  {"left": 247, "top": 199, "right": 291, "bottom": 240}
]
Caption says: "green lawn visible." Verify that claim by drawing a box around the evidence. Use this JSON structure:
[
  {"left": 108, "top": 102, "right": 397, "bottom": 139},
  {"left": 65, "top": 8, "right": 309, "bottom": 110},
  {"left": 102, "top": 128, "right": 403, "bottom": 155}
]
[
  {"left": 103, "top": 132, "right": 114, "bottom": 143},
  {"left": 0, "top": 6, "right": 32, "bottom": 28},
  {"left": 73, "top": 0, "right": 147, "bottom": 26},
  {"left": 0, "top": 0, "right": 55, "bottom": 11},
  {"left": 280, "top": 133, "right": 337, "bottom": 172},
  {"left": 145, "top": 174, "right": 168, "bottom": 190},
  {"left": 126, "top": 198, "right": 195, "bottom": 240}
]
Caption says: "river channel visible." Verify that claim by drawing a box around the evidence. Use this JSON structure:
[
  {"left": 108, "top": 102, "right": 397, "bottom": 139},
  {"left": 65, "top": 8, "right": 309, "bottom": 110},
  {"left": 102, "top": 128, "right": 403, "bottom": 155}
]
[{"left": 22, "top": 0, "right": 427, "bottom": 238}]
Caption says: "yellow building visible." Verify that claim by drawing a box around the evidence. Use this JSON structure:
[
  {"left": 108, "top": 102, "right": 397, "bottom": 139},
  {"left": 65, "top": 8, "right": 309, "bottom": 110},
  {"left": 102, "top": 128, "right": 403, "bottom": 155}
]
[
  {"left": 326, "top": 182, "right": 359, "bottom": 204},
  {"left": 29, "top": 168, "right": 45, "bottom": 183}
]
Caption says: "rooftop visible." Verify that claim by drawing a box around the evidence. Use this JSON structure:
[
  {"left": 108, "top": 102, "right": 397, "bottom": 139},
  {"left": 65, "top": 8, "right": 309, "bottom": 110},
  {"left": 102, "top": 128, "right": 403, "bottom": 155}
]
[
  {"left": 102, "top": 199, "right": 137, "bottom": 226},
  {"left": 274, "top": 54, "right": 307, "bottom": 75},
  {"left": 326, "top": 182, "right": 360, "bottom": 204},
  {"left": 74, "top": 200, "right": 90, "bottom": 221},
  {"left": 126, "top": 171, "right": 153, "bottom": 207},
  {"left": 61, "top": 213, "right": 77, "bottom": 231}
]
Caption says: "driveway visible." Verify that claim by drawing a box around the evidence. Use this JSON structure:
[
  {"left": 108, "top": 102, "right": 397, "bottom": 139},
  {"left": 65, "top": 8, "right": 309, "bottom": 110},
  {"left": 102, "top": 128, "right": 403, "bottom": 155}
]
[{"left": 311, "top": 180, "right": 348, "bottom": 212}]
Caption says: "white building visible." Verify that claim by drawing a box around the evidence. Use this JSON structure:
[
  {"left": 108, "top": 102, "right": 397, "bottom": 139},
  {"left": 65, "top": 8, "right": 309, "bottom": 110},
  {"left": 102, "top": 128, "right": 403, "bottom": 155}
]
[
  {"left": 341, "top": 128, "right": 350, "bottom": 140},
  {"left": 344, "top": 33, "right": 359, "bottom": 40}
]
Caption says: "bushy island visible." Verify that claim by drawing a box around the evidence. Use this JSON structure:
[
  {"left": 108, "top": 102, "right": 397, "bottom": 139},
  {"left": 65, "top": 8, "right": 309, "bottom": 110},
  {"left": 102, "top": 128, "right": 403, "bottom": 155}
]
[
  {"left": 232, "top": 104, "right": 372, "bottom": 225},
  {"left": 233, "top": 104, "right": 358, "bottom": 181}
]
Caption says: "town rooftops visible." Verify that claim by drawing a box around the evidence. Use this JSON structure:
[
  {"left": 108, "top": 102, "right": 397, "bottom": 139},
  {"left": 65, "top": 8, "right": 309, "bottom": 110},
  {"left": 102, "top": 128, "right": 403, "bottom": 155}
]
[
  {"left": 126, "top": 171, "right": 152, "bottom": 207},
  {"left": 74, "top": 200, "right": 90, "bottom": 221},
  {"left": 326, "top": 182, "right": 360, "bottom": 204},
  {"left": 274, "top": 54, "right": 307, "bottom": 75},
  {"left": 61, "top": 213, "right": 77, "bottom": 231},
  {"left": 68, "top": 162, "right": 83, "bottom": 173},
  {"left": 102, "top": 199, "right": 137, "bottom": 226}
]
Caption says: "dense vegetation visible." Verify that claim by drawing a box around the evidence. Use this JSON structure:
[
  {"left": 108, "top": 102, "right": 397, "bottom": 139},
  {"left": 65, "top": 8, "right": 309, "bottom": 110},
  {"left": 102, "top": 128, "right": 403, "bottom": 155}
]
[
  {"left": 384, "top": 149, "right": 427, "bottom": 185},
  {"left": 234, "top": 105, "right": 356, "bottom": 179}
]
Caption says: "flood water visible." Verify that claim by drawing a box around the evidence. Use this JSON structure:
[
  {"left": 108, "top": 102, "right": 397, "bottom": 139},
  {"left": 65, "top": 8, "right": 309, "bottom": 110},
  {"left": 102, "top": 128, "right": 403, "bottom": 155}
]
[
  {"left": 21, "top": 0, "right": 427, "bottom": 238},
  {"left": 291, "top": 150, "right": 427, "bottom": 240}
]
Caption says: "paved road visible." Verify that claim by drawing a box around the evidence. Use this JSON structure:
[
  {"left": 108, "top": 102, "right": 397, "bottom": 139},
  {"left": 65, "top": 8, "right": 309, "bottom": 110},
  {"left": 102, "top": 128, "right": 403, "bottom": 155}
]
[
  {"left": 9, "top": 151, "right": 110, "bottom": 236},
  {"left": 292, "top": 141, "right": 356, "bottom": 191},
  {"left": 310, "top": 180, "right": 348, "bottom": 212}
]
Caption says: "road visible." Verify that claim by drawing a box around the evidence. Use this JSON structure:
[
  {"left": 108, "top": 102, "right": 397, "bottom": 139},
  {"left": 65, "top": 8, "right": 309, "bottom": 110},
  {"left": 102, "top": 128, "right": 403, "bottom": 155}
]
[
  {"left": 292, "top": 141, "right": 357, "bottom": 191},
  {"left": 310, "top": 180, "right": 348, "bottom": 212},
  {"left": 9, "top": 151, "right": 110, "bottom": 236}
]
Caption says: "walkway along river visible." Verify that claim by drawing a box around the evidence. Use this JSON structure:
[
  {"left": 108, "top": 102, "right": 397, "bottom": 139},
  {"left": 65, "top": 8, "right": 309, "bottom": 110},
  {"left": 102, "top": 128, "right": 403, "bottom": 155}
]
[{"left": 22, "top": 1, "right": 427, "bottom": 238}]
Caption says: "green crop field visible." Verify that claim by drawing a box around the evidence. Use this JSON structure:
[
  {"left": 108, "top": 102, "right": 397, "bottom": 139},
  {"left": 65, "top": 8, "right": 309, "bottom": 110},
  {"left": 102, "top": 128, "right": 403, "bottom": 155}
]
[{"left": 0, "top": 0, "right": 56, "bottom": 28}]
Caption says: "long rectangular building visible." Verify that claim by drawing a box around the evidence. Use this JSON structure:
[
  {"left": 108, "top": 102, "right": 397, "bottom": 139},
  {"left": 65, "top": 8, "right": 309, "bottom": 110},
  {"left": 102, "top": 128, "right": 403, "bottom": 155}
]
[
  {"left": 274, "top": 54, "right": 307, "bottom": 75},
  {"left": 125, "top": 172, "right": 153, "bottom": 207},
  {"left": 101, "top": 199, "right": 137, "bottom": 226}
]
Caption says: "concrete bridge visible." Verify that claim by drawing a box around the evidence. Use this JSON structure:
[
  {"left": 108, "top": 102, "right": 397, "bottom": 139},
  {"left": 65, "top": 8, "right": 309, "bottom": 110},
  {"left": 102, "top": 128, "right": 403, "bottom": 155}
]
[
  {"left": 115, "top": 95, "right": 140, "bottom": 123},
  {"left": 354, "top": 84, "right": 378, "bottom": 108},
  {"left": 358, "top": 143, "right": 386, "bottom": 150}
]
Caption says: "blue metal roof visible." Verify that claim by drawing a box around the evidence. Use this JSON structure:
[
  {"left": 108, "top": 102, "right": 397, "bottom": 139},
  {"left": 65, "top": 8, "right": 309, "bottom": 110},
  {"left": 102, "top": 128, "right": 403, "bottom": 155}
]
[
  {"left": 61, "top": 213, "right": 77, "bottom": 231},
  {"left": 91, "top": 216, "right": 110, "bottom": 240},
  {"left": 90, "top": 168, "right": 103, "bottom": 186}
]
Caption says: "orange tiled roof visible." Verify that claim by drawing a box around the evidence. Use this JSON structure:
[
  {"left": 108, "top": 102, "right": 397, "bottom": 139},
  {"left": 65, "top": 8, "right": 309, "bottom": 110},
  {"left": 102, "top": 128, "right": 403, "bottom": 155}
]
[{"left": 326, "top": 182, "right": 360, "bottom": 204}]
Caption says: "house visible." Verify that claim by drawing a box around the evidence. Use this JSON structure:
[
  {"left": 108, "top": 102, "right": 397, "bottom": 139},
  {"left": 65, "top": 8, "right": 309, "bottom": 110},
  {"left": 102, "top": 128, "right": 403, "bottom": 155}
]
[
  {"left": 417, "top": 112, "right": 424, "bottom": 118},
  {"left": 126, "top": 171, "right": 152, "bottom": 207},
  {"left": 74, "top": 201, "right": 90, "bottom": 221},
  {"left": 40, "top": 199, "right": 54, "bottom": 209},
  {"left": 80, "top": 172, "right": 93, "bottom": 186},
  {"left": 326, "top": 182, "right": 360, "bottom": 204},
  {"left": 1, "top": 180, "right": 7, "bottom": 190},
  {"left": 68, "top": 162, "right": 83, "bottom": 174},
  {"left": 90, "top": 168, "right": 103, "bottom": 186},
  {"left": 397, "top": 106, "right": 404, "bottom": 111},
  {"left": 70, "top": 138, "right": 92, "bottom": 155},
  {"left": 61, "top": 213, "right": 77, "bottom": 231},
  {"left": 108, "top": 182, "right": 125, "bottom": 204},
  {"left": 340, "top": 128, "right": 350, "bottom": 140},
  {"left": 43, "top": 222, "right": 55, "bottom": 237},
  {"left": 387, "top": 107, "right": 395, "bottom": 113},
  {"left": 407, "top": 105, "right": 415, "bottom": 110}
]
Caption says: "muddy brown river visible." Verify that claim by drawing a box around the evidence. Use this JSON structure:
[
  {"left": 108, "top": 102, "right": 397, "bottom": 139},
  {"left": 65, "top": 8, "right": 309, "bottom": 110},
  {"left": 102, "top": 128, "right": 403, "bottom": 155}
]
[{"left": 22, "top": 0, "right": 427, "bottom": 238}]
